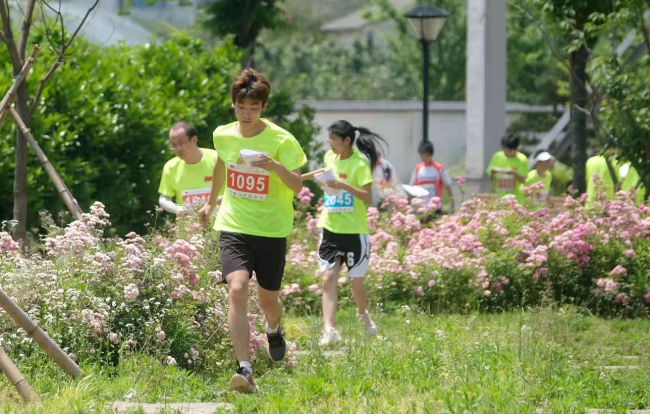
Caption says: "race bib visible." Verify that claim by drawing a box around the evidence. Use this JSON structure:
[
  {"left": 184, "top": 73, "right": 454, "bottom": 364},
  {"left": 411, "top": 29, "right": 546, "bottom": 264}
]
[
  {"left": 324, "top": 191, "right": 354, "bottom": 213},
  {"left": 182, "top": 187, "right": 211, "bottom": 206},
  {"left": 227, "top": 163, "right": 270, "bottom": 201},
  {"left": 497, "top": 173, "right": 515, "bottom": 192}
]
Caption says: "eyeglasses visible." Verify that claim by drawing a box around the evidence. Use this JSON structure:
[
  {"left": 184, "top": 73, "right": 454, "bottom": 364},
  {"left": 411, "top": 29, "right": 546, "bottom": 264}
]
[{"left": 168, "top": 141, "right": 190, "bottom": 151}]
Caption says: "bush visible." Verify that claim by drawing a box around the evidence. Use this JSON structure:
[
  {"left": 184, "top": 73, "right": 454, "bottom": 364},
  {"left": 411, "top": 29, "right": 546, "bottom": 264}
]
[
  {"left": 0, "top": 204, "right": 297, "bottom": 373},
  {"left": 281, "top": 185, "right": 650, "bottom": 318}
]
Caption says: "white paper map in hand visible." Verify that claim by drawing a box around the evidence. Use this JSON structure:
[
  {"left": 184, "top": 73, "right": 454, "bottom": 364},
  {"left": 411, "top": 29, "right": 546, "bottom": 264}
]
[
  {"left": 314, "top": 170, "right": 342, "bottom": 196},
  {"left": 239, "top": 149, "right": 268, "bottom": 166}
]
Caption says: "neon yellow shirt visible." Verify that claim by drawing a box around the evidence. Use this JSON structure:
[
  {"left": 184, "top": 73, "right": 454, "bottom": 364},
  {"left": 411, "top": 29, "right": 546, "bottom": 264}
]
[
  {"left": 524, "top": 169, "right": 553, "bottom": 205},
  {"left": 158, "top": 149, "right": 219, "bottom": 206},
  {"left": 487, "top": 151, "right": 529, "bottom": 203},
  {"left": 586, "top": 156, "right": 617, "bottom": 203},
  {"left": 317, "top": 149, "right": 374, "bottom": 235},
  {"left": 212, "top": 119, "right": 307, "bottom": 238}
]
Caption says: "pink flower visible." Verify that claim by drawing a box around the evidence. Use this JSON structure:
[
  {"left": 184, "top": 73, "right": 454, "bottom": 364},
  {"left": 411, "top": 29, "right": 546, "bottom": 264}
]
[
  {"left": 614, "top": 294, "right": 629, "bottom": 304},
  {"left": 109, "top": 333, "right": 119, "bottom": 344},
  {"left": 124, "top": 284, "right": 139, "bottom": 302},
  {"left": 297, "top": 187, "right": 314, "bottom": 205},
  {"left": 483, "top": 290, "right": 491, "bottom": 297},
  {"left": 166, "top": 356, "right": 177, "bottom": 366},
  {"left": 624, "top": 249, "right": 636, "bottom": 258},
  {"left": 610, "top": 265, "right": 627, "bottom": 277},
  {"left": 428, "top": 280, "right": 436, "bottom": 288},
  {"left": 416, "top": 286, "right": 424, "bottom": 296},
  {"left": 308, "top": 284, "right": 319, "bottom": 293},
  {"left": 156, "top": 330, "right": 166, "bottom": 341},
  {"left": 455, "top": 176, "right": 466, "bottom": 187}
]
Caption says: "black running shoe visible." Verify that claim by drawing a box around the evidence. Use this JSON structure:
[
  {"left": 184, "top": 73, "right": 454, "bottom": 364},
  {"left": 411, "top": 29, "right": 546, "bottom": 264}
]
[{"left": 266, "top": 326, "right": 287, "bottom": 362}]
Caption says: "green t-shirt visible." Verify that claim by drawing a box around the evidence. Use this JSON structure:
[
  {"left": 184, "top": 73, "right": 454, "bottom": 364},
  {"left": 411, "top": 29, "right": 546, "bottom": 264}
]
[
  {"left": 158, "top": 149, "right": 219, "bottom": 206},
  {"left": 317, "top": 149, "right": 374, "bottom": 235},
  {"left": 524, "top": 169, "right": 553, "bottom": 205},
  {"left": 212, "top": 119, "right": 307, "bottom": 238},
  {"left": 487, "top": 151, "right": 529, "bottom": 203},
  {"left": 620, "top": 163, "right": 647, "bottom": 205},
  {"left": 586, "top": 156, "right": 617, "bottom": 203}
]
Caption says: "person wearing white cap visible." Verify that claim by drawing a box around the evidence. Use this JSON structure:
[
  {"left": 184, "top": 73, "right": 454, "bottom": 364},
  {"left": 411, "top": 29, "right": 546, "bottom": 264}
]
[{"left": 524, "top": 150, "right": 554, "bottom": 205}]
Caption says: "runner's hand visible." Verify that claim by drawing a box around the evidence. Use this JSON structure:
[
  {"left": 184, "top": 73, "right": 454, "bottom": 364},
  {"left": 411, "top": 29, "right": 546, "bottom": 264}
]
[
  {"left": 252, "top": 155, "right": 280, "bottom": 172},
  {"left": 326, "top": 180, "right": 348, "bottom": 190},
  {"left": 198, "top": 204, "right": 215, "bottom": 227}
]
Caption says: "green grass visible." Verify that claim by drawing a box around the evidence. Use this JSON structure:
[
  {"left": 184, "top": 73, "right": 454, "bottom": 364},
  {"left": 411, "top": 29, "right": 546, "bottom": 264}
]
[{"left": 2, "top": 307, "right": 650, "bottom": 413}]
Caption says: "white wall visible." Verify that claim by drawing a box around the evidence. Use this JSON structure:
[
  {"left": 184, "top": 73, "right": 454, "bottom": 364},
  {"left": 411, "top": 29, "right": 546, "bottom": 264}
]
[{"left": 298, "top": 100, "right": 551, "bottom": 184}]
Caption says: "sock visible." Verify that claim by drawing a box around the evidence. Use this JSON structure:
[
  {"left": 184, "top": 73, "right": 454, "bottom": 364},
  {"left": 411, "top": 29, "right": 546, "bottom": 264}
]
[
  {"left": 357, "top": 310, "right": 368, "bottom": 316},
  {"left": 265, "top": 322, "right": 279, "bottom": 334},
  {"left": 239, "top": 360, "right": 252, "bottom": 372}
]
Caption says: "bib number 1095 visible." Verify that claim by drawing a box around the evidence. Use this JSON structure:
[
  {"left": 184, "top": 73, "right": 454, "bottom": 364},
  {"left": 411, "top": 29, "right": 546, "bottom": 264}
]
[{"left": 227, "top": 163, "right": 269, "bottom": 201}]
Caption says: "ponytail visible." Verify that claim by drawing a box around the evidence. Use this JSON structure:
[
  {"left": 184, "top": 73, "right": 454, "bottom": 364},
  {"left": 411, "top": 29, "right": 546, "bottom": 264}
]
[{"left": 328, "top": 120, "right": 387, "bottom": 170}]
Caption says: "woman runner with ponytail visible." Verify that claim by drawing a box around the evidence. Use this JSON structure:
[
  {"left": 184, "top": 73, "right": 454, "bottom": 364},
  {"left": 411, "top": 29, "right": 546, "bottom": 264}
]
[{"left": 302, "top": 120, "right": 385, "bottom": 345}]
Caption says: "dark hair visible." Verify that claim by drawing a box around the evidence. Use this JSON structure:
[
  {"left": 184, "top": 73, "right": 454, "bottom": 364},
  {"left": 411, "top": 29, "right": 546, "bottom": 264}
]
[
  {"left": 418, "top": 141, "right": 434, "bottom": 155},
  {"left": 501, "top": 134, "right": 520, "bottom": 150},
  {"left": 328, "top": 120, "right": 387, "bottom": 170},
  {"left": 171, "top": 121, "right": 198, "bottom": 140},
  {"left": 231, "top": 68, "right": 271, "bottom": 104}
]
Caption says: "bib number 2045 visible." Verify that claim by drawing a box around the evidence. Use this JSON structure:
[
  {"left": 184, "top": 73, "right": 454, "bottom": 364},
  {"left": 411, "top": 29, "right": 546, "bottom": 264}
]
[
  {"left": 324, "top": 191, "right": 353, "bottom": 213},
  {"left": 227, "top": 163, "right": 269, "bottom": 201}
]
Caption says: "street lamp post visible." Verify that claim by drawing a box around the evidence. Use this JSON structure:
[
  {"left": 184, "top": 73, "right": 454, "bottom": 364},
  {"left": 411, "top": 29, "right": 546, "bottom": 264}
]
[{"left": 404, "top": 5, "right": 449, "bottom": 142}]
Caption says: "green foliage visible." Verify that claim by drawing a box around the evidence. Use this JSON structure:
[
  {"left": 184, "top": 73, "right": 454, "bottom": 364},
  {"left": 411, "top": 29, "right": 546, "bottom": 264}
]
[{"left": 0, "top": 32, "right": 321, "bottom": 234}]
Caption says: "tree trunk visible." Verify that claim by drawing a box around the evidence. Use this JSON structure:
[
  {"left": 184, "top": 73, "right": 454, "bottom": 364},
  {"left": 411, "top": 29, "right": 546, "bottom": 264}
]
[
  {"left": 12, "top": 80, "right": 29, "bottom": 246},
  {"left": 569, "top": 45, "right": 590, "bottom": 196}
]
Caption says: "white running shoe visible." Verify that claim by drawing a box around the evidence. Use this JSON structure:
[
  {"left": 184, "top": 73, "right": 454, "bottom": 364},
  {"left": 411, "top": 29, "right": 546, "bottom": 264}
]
[
  {"left": 319, "top": 327, "right": 343, "bottom": 346},
  {"left": 357, "top": 311, "right": 377, "bottom": 337}
]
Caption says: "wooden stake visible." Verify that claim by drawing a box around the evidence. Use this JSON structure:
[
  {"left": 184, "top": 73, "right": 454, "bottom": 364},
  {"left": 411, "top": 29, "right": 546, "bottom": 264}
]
[
  {"left": 0, "top": 45, "right": 40, "bottom": 130},
  {"left": 0, "top": 346, "right": 39, "bottom": 403},
  {"left": 9, "top": 107, "right": 83, "bottom": 221},
  {"left": 0, "top": 288, "right": 84, "bottom": 379}
]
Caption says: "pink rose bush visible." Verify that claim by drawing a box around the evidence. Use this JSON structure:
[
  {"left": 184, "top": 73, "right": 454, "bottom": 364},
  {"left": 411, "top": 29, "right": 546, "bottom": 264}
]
[{"left": 283, "top": 186, "right": 650, "bottom": 316}]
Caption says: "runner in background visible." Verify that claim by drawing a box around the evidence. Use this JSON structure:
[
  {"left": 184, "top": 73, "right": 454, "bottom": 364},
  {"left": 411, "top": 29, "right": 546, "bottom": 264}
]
[
  {"left": 487, "top": 134, "right": 528, "bottom": 204},
  {"left": 301, "top": 120, "right": 382, "bottom": 346},
  {"left": 524, "top": 150, "right": 554, "bottom": 206},
  {"left": 409, "top": 141, "right": 455, "bottom": 214},
  {"left": 158, "top": 122, "right": 220, "bottom": 214},
  {"left": 198, "top": 69, "right": 307, "bottom": 394}
]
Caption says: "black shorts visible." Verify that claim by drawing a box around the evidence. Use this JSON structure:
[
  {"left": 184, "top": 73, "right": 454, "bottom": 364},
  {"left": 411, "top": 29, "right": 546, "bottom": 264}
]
[
  {"left": 219, "top": 232, "right": 287, "bottom": 291},
  {"left": 318, "top": 229, "right": 370, "bottom": 278}
]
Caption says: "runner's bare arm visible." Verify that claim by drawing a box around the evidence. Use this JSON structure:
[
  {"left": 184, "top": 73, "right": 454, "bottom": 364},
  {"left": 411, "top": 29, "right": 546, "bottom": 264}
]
[
  {"left": 301, "top": 168, "right": 326, "bottom": 181},
  {"left": 252, "top": 155, "right": 303, "bottom": 194},
  {"left": 199, "top": 158, "right": 226, "bottom": 226},
  {"left": 510, "top": 168, "right": 526, "bottom": 184},
  {"left": 208, "top": 158, "right": 226, "bottom": 207},
  {"left": 328, "top": 181, "right": 372, "bottom": 205}
]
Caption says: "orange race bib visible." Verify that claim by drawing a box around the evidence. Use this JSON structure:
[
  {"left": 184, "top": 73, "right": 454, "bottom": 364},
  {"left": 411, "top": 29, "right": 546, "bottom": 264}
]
[
  {"left": 227, "top": 163, "right": 270, "bottom": 201},
  {"left": 497, "top": 173, "right": 515, "bottom": 192},
  {"left": 182, "top": 188, "right": 211, "bottom": 207}
]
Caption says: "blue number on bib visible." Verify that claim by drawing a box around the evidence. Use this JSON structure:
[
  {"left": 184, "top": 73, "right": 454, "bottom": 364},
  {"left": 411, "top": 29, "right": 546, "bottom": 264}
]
[{"left": 324, "top": 191, "right": 354, "bottom": 213}]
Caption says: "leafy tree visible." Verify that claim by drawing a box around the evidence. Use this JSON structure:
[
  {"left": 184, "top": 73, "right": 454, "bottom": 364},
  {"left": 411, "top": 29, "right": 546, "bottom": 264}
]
[{"left": 203, "top": 0, "right": 285, "bottom": 68}]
